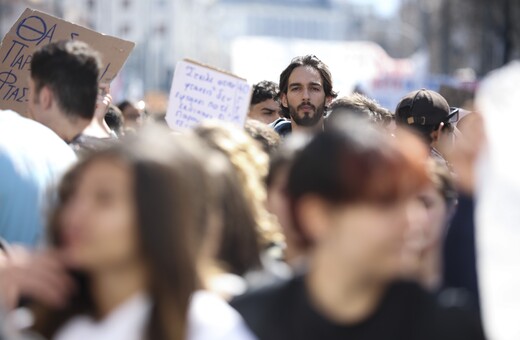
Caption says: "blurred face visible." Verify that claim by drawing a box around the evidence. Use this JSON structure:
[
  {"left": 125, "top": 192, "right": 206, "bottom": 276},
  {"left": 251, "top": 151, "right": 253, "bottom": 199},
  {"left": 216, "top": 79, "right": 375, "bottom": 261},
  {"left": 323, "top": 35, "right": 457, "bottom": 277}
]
[
  {"left": 248, "top": 99, "right": 281, "bottom": 125},
  {"left": 401, "top": 185, "right": 447, "bottom": 275},
  {"left": 122, "top": 105, "right": 143, "bottom": 129},
  {"left": 321, "top": 198, "right": 420, "bottom": 281},
  {"left": 59, "top": 159, "right": 140, "bottom": 272},
  {"left": 417, "top": 186, "right": 447, "bottom": 251},
  {"left": 282, "top": 66, "right": 330, "bottom": 127}
]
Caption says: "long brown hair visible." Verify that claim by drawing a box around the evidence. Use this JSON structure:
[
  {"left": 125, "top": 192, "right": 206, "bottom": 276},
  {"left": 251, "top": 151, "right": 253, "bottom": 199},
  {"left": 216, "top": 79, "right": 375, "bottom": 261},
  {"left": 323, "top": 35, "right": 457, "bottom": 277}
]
[
  {"left": 204, "top": 152, "right": 262, "bottom": 276},
  {"left": 32, "top": 126, "right": 210, "bottom": 340}
]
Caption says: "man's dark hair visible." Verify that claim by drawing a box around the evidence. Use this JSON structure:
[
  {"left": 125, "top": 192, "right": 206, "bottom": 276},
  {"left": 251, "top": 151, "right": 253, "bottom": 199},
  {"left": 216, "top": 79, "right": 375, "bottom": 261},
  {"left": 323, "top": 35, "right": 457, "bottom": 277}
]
[
  {"left": 279, "top": 55, "right": 337, "bottom": 118},
  {"left": 251, "top": 81, "right": 279, "bottom": 106},
  {"left": 31, "top": 40, "right": 101, "bottom": 121},
  {"left": 327, "top": 93, "right": 394, "bottom": 127},
  {"left": 405, "top": 120, "right": 454, "bottom": 145},
  {"left": 117, "top": 100, "right": 133, "bottom": 113},
  {"left": 105, "top": 104, "right": 124, "bottom": 137}
]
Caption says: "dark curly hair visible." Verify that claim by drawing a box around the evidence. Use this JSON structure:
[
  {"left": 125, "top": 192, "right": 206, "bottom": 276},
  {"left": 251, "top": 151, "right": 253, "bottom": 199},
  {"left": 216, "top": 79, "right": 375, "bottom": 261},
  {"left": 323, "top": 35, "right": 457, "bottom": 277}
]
[{"left": 251, "top": 80, "right": 280, "bottom": 106}]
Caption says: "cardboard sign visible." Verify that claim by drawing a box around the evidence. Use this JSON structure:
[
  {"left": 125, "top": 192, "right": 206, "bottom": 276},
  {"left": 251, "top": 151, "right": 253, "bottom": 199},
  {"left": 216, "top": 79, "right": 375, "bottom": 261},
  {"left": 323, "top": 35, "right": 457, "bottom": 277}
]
[
  {"left": 0, "top": 8, "right": 135, "bottom": 115},
  {"left": 166, "top": 59, "right": 251, "bottom": 130}
]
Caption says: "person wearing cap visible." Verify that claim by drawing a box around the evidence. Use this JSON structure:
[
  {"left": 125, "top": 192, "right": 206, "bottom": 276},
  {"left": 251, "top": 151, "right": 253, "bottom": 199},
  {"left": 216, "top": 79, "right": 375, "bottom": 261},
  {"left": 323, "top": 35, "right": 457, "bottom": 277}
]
[
  {"left": 395, "top": 89, "right": 459, "bottom": 160},
  {"left": 397, "top": 89, "right": 483, "bottom": 318}
]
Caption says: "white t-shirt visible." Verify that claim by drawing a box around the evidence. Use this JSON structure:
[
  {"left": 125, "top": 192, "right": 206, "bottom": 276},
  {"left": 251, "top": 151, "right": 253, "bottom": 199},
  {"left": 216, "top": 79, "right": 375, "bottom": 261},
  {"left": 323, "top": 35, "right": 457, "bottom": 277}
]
[{"left": 54, "top": 291, "right": 256, "bottom": 340}]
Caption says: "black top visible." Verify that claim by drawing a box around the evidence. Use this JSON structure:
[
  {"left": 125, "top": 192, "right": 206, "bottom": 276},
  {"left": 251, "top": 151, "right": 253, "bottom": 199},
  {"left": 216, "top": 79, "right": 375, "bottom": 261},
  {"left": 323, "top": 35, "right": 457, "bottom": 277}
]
[
  {"left": 443, "top": 194, "right": 480, "bottom": 313},
  {"left": 231, "top": 275, "right": 485, "bottom": 340}
]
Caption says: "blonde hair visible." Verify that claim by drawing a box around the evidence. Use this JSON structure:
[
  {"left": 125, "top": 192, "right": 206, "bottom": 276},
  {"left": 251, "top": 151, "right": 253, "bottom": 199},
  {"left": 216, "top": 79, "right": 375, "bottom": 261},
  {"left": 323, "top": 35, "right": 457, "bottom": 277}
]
[{"left": 195, "top": 121, "right": 282, "bottom": 246}]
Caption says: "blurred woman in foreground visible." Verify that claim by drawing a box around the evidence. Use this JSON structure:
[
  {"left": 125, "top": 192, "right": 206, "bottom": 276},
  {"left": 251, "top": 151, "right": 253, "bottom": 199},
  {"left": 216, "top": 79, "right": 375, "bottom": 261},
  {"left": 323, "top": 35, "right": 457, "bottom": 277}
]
[
  {"left": 24, "top": 127, "right": 254, "bottom": 340},
  {"left": 231, "top": 118, "right": 485, "bottom": 340}
]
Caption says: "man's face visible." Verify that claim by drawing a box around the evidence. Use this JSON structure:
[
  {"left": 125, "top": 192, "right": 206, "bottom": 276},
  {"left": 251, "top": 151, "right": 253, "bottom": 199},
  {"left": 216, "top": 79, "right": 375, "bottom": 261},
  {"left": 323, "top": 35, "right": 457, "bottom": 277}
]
[
  {"left": 281, "top": 66, "right": 330, "bottom": 127},
  {"left": 247, "top": 99, "right": 281, "bottom": 125}
]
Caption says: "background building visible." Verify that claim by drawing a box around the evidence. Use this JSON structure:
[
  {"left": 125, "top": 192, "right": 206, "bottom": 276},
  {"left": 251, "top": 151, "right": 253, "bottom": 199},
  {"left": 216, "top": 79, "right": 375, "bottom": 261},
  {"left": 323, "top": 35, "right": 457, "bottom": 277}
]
[
  {"left": 60, "top": 0, "right": 366, "bottom": 100},
  {"left": 1, "top": 0, "right": 518, "bottom": 105}
]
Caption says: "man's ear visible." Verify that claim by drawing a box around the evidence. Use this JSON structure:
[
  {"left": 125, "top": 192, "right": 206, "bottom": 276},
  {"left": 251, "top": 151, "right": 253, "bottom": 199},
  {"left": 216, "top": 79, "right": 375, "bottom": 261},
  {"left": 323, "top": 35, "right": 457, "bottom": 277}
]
[
  {"left": 39, "top": 86, "right": 53, "bottom": 110},
  {"left": 325, "top": 96, "right": 333, "bottom": 107},
  {"left": 295, "top": 195, "right": 330, "bottom": 245},
  {"left": 430, "top": 122, "right": 444, "bottom": 142},
  {"left": 281, "top": 93, "right": 288, "bottom": 108}
]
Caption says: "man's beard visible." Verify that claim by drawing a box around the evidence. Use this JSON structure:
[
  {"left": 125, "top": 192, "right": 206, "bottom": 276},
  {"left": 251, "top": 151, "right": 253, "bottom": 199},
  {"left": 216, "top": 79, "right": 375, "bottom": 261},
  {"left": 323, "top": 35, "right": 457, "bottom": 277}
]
[{"left": 289, "top": 101, "right": 326, "bottom": 127}]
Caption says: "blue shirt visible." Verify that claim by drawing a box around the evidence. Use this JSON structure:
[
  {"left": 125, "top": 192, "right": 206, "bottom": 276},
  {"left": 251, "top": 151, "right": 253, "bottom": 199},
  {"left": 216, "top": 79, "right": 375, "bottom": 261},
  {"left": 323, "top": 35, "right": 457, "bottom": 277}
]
[{"left": 0, "top": 110, "right": 76, "bottom": 247}]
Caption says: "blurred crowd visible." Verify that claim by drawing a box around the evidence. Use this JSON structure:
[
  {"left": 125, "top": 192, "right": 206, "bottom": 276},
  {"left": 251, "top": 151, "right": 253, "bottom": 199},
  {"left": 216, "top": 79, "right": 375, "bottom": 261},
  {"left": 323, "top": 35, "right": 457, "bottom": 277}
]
[{"left": 0, "top": 39, "right": 515, "bottom": 340}]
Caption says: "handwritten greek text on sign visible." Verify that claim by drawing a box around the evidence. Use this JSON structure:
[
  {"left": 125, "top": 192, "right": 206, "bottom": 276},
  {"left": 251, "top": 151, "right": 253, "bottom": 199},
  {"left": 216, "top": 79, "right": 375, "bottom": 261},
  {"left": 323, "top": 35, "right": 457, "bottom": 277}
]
[
  {"left": 0, "top": 8, "right": 134, "bottom": 115},
  {"left": 166, "top": 60, "right": 252, "bottom": 130}
]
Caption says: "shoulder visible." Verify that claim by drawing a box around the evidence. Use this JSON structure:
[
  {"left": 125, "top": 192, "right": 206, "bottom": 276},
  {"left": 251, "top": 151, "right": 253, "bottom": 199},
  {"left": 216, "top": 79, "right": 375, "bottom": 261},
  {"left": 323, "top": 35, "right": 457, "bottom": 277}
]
[
  {"left": 69, "top": 135, "right": 115, "bottom": 158},
  {"left": 230, "top": 276, "right": 301, "bottom": 338},
  {"left": 231, "top": 274, "right": 299, "bottom": 311},
  {"left": 0, "top": 111, "right": 75, "bottom": 177},
  {"left": 270, "top": 118, "right": 292, "bottom": 137},
  {"left": 187, "top": 290, "right": 257, "bottom": 340},
  {"left": 387, "top": 281, "right": 485, "bottom": 340},
  {"left": 431, "top": 288, "right": 485, "bottom": 340},
  {"left": 0, "top": 110, "right": 75, "bottom": 157},
  {"left": 0, "top": 110, "right": 62, "bottom": 144},
  {"left": 55, "top": 294, "right": 151, "bottom": 340}
]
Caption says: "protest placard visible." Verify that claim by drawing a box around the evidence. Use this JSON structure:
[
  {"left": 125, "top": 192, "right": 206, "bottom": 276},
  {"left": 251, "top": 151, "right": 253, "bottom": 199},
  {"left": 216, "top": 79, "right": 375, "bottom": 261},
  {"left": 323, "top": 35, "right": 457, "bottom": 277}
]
[
  {"left": 0, "top": 8, "right": 135, "bottom": 115},
  {"left": 166, "top": 59, "right": 252, "bottom": 130}
]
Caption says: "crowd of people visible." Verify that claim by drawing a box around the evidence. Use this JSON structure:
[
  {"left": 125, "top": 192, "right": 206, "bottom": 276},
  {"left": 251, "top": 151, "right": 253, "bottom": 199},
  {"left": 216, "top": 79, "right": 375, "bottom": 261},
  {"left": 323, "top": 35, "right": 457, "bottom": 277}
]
[{"left": 0, "top": 38, "right": 506, "bottom": 339}]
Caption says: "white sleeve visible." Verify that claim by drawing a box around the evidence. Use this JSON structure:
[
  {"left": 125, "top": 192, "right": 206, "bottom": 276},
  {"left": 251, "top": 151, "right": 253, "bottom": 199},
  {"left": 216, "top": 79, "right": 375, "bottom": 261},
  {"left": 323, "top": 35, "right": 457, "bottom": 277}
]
[{"left": 187, "top": 291, "right": 257, "bottom": 340}]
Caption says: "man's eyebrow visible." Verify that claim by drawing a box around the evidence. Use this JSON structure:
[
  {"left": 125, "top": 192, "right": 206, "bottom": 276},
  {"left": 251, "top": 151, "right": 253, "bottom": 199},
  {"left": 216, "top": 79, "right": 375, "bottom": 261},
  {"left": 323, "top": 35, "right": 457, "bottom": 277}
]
[{"left": 289, "top": 81, "right": 322, "bottom": 87}]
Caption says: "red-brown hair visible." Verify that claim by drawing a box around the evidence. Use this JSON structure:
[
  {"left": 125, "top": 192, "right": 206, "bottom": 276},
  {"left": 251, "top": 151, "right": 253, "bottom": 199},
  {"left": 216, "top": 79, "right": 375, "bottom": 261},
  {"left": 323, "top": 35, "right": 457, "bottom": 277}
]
[{"left": 287, "top": 118, "right": 429, "bottom": 248}]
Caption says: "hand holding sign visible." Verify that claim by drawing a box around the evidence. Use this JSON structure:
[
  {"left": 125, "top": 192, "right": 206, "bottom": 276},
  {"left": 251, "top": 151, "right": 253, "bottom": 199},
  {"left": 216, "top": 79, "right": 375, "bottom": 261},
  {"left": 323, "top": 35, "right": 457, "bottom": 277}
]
[
  {"left": 95, "top": 83, "right": 112, "bottom": 119},
  {"left": 0, "top": 8, "right": 134, "bottom": 115},
  {"left": 166, "top": 60, "right": 252, "bottom": 130}
]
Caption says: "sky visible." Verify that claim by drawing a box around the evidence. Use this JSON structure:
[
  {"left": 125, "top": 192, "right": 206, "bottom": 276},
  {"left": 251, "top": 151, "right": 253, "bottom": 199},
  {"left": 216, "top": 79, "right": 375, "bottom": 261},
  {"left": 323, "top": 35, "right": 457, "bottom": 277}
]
[{"left": 345, "top": 0, "right": 401, "bottom": 18}]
